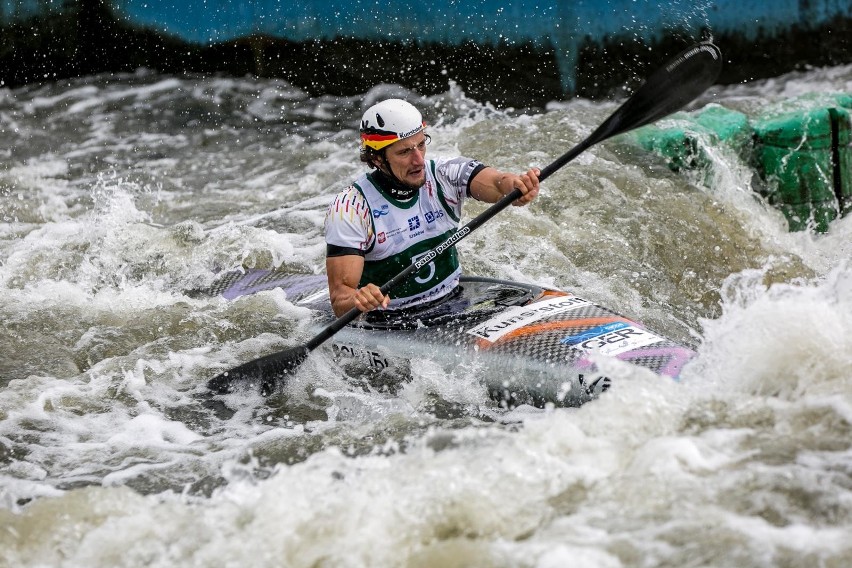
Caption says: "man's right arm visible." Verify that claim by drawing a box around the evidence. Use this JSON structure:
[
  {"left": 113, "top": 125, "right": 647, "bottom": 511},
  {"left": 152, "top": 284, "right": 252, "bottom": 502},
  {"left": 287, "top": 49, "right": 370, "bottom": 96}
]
[
  {"left": 325, "top": 185, "right": 388, "bottom": 316},
  {"left": 326, "top": 254, "right": 389, "bottom": 317}
]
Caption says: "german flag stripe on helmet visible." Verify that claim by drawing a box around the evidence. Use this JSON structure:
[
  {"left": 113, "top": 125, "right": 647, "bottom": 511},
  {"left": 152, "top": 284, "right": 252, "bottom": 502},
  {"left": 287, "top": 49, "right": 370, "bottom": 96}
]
[
  {"left": 360, "top": 122, "right": 426, "bottom": 151},
  {"left": 360, "top": 132, "right": 400, "bottom": 151}
]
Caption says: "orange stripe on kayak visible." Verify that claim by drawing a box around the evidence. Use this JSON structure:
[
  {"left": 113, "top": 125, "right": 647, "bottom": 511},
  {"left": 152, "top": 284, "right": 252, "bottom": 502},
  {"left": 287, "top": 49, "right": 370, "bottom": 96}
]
[
  {"left": 537, "top": 289, "right": 570, "bottom": 298},
  {"left": 475, "top": 316, "right": 631, "bottom": 350}
]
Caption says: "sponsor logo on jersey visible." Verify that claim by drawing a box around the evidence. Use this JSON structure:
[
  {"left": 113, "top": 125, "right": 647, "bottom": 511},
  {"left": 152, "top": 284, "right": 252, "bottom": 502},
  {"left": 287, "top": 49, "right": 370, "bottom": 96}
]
[
  {"left": 377, "top": 232, "right": 386, "bottom": 244},
  {"left": 379, "top": 227, "right": 405, "bottom": 244},
  {"left": 424, "top": 209, "right": 444, "bottom": 224},
  {"left": 402, "top": 280, "right": 454, "bottom": 307},
  {"left": 467, "top": 295, "right": 593, "bottom": 341},
  {"left": 373, "top": 204, "right": 389, "bottom": 218},
  {"left": 407, "top": 216, "right": 420, "bottom": 231},
  {"left": 561, "top": 322, "right": 663, "bottom": 356}
]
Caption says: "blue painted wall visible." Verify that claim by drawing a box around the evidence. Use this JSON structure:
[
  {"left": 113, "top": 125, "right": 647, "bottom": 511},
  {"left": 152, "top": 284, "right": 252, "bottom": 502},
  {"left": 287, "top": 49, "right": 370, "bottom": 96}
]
[
  {"left": 3, "top": 0, "right": 852, "bottom": 95},
  {"left": 98, "top": 0, "right": 841, "bottom": 44},
  {"left": 87, "top": 0, "right": 850, "bottom": 89}
]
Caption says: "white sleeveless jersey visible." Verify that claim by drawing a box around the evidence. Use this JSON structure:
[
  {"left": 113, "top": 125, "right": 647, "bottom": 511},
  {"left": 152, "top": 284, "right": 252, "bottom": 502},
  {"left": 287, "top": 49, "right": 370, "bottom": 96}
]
[{"left": 325, "top": 156, "right": 484, "bottom": 309}]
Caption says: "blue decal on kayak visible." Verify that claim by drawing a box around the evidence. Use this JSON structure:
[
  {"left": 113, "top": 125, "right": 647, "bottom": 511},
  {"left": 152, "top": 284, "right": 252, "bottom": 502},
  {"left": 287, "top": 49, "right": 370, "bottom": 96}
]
[{"left": 561, "top": 322, "right": 630, "bottom": 345}]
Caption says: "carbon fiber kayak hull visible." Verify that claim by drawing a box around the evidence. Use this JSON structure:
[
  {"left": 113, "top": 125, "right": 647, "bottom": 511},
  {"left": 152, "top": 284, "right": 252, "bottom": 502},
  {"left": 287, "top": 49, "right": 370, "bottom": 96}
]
[{"left": 206, "top": 269, "right": 696, "bottom": 407}]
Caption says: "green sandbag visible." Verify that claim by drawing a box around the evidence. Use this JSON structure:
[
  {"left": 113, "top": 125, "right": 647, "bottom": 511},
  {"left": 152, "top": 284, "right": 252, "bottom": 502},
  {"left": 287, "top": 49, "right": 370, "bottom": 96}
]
[
  {"left": 630, "top": 104, "right": 752, "bottom": 171},
  {"left": 629, "top": 97, "right": 851, "bottom": 233},
  {"left": 753, "top": 106, "right": 850, "bottom": 232}
]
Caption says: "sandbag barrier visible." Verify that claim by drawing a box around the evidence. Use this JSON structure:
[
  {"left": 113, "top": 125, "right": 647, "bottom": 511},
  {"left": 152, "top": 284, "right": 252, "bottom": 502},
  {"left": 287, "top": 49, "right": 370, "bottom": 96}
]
[{"left": 629, "top": 95, "right": 852, "bottom": 233}]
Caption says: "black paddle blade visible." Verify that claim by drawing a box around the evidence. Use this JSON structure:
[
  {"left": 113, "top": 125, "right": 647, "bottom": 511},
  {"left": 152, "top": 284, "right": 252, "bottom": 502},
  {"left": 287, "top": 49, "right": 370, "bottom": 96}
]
[
  {"left": 207, "top": 345, "right": 310, "bottom": 396},
  {"left": 593, "top": 42, "right": 723, "bottom": 143},
  {"left": 539, "top": 42, "right": 722, "bottom": 181}
]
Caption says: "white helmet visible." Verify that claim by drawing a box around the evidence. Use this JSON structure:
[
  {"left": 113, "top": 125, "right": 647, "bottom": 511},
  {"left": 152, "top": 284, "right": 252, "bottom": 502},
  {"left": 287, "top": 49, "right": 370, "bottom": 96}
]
[{"left": 360, "top": 99, "right": 425, "bottom": 152}]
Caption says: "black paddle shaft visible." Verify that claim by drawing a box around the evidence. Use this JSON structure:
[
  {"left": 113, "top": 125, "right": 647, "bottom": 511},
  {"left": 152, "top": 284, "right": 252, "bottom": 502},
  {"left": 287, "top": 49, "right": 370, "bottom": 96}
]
[{"left": 208, "top": 41, "right": 722, "bottom": 394}]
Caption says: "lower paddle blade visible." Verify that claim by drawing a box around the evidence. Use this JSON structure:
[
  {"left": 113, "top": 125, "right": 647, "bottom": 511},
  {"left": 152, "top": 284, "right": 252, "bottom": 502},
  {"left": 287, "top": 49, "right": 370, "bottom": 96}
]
[{"left": 207, "top": 345, "right": 310, "bottom": 395}]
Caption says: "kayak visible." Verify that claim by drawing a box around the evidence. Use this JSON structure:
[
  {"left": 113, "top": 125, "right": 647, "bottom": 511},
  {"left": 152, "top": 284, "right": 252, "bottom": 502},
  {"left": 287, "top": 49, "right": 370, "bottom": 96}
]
[{"left": 205, "top": 268, "right": 697, "bottom": 408}]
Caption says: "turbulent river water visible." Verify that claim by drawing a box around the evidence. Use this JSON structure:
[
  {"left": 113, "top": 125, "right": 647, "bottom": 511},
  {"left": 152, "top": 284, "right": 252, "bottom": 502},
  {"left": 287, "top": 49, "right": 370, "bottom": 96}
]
[{"left": 1, "top": 62, "right": 851, "bottom": 567}]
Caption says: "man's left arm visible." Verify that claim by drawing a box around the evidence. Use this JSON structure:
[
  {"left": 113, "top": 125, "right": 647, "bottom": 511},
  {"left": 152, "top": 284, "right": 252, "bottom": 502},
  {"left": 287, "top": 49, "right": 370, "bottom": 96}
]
[{"left": 469, "top": 167, "right": 540, "bottom": 206}]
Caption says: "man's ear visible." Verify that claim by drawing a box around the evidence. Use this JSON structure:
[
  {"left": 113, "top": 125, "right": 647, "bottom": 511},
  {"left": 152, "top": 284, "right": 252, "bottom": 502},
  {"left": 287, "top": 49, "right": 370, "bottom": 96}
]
[{"left": 371, "top": 153, "right": 388, "bottom": 172}]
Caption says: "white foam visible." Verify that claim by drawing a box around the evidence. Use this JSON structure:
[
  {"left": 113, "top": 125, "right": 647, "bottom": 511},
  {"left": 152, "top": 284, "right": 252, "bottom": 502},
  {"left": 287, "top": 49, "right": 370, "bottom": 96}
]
[
  {"left": 3, "top": 67, "right": 852, "bottom": 568},
  {"left": 691, "top": 262, "right": 852, "bottom": 399}
]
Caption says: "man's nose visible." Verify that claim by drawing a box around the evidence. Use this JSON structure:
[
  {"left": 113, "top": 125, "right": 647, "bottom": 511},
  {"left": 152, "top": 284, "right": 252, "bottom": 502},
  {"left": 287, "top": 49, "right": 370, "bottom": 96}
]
[{"left": 411, "top": 146, "right": 426, "bottom": 164}]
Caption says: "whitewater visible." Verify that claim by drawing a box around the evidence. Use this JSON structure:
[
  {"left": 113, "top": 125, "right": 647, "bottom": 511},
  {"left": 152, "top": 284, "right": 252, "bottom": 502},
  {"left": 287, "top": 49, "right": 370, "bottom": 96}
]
[{"left": 1, "top": 64, "right": 851, "bottom": 567}]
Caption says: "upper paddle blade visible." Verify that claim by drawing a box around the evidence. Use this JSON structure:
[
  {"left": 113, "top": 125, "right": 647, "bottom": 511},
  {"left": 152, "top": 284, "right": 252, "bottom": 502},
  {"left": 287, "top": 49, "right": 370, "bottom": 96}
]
[
  {"left": 207, "top": 345, "right": 310, "bottom": 395},
  {"left": 539, "top": 42, "right": 722, "bottom": 181},
  {"left": 593, "top": 42, "right": 723, "bottom": 142}
]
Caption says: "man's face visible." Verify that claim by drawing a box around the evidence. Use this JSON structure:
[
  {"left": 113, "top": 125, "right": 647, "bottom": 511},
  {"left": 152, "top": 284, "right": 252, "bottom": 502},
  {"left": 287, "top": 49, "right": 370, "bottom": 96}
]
[{"left": 382, "top": 132, "right": 428, "bottom": 188}]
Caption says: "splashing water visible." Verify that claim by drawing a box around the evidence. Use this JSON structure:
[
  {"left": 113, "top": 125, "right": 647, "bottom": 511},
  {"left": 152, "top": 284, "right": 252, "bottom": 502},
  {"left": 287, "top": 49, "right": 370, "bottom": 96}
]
[{"left": 1, "top": 65, "right": 851, "bottom": 567}]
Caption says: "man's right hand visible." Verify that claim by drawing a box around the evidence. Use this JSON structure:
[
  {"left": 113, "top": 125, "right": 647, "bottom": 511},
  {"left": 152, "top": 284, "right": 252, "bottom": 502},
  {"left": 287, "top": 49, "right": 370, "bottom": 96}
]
[
  {"left": 353, "top": 283, "right": 390, "bottom": 312},
  {"left": 327, "top": 255, "right": 390, "bottom": 316}
]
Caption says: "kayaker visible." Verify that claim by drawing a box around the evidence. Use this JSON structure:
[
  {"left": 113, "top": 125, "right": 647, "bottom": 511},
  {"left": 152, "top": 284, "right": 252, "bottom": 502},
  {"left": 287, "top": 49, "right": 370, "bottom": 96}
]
[{"left": 324, "top": 98, "right": 540, "bottom": 317}]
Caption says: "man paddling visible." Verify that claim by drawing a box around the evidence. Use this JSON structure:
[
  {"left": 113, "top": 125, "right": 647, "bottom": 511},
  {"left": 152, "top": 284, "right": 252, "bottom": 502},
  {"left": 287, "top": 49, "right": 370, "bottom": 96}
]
[{"left": 324, "top": 98, "right": 540, "bottom": 317}]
